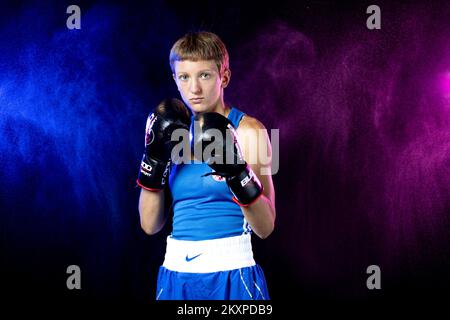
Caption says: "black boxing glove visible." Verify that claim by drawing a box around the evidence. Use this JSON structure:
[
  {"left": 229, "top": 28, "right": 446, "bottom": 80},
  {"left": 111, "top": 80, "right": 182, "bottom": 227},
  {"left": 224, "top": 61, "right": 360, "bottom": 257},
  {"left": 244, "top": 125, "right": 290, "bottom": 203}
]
[
  {"left": 137, "top": 98, "right": 190, "bottom": 190},
  {"left": 190, "top": 112, "right": 263, "bottom": 206}
]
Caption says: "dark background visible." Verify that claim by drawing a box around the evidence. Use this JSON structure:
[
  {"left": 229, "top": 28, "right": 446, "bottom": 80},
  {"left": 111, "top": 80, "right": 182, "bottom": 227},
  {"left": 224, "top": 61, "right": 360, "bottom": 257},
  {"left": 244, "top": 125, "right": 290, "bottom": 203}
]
[{"left": 1, "top": 0, "right": 450, "bottom": 310}]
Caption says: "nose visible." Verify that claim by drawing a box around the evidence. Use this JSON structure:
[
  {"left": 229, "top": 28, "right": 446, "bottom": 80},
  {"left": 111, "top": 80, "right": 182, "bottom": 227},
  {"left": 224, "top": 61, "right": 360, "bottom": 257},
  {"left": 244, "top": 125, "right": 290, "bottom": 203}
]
[{"left": 189, "top": 78, "right": 201, "bottom": 94}]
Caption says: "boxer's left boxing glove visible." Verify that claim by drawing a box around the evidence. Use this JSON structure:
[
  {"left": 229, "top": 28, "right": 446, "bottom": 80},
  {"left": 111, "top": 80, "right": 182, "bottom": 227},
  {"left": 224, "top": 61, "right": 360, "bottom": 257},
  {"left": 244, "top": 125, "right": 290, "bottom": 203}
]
[{"left": 190, "top": 112, "right": 263, "bottom": 206}]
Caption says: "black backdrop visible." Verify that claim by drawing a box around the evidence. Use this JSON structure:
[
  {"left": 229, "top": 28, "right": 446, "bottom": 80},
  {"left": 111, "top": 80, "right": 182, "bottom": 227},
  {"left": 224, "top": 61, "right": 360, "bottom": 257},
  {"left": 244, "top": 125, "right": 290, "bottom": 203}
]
[{"left": 1, "top": 0, "right": 450, "bottom": 310}]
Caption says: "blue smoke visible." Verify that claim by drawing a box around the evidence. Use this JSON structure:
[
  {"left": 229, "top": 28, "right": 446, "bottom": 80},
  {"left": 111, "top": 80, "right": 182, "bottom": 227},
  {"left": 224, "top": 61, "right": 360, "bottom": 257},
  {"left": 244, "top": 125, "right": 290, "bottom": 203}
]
[{"left": 0, "top": 0, "right": 182, "bottom": 299}]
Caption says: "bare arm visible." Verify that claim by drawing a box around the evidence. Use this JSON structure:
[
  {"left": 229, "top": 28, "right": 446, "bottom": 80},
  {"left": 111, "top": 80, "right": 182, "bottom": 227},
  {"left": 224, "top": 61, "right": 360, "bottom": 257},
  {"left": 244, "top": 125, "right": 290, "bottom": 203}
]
[
  {"left": 241, "top": 172, "right": 276, "bottom": 239},
  {"left": 237, "top": 117, "right": 276, "bottom": 239},
  {"left": 138, "top": 188, "right": 168, "bottom": 235}
]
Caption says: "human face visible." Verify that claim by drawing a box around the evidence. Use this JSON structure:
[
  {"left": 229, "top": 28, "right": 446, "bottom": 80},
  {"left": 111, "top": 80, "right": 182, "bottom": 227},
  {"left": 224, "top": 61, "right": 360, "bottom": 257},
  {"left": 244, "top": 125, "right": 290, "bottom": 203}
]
[{"left": 173, "top": 60, "right": 230, "bottom": 114}]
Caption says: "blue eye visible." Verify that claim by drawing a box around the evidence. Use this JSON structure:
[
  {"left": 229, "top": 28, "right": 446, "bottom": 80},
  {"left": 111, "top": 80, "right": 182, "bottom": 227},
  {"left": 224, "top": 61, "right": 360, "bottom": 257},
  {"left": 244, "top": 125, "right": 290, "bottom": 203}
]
[
  {"left": 179, "top": 74, "right": 188, "bottom": 81},
  {"left": 200, "top": 73, "right": 211, "bottom": 79}
]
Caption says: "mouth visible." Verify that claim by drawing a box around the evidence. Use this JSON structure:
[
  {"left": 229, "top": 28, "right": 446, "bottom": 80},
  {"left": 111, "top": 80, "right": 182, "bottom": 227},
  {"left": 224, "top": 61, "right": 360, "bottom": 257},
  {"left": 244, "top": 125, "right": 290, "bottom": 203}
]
[{"left": 189, "top": 97, "right": 204, "bottom": 104}]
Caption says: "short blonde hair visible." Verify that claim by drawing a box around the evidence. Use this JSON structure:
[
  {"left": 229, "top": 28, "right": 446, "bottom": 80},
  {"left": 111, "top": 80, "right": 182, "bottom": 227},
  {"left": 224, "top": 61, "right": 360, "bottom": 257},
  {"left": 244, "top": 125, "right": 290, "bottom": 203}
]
[{"left": 169, "top": 31, "right": 229, "bottom": 76}]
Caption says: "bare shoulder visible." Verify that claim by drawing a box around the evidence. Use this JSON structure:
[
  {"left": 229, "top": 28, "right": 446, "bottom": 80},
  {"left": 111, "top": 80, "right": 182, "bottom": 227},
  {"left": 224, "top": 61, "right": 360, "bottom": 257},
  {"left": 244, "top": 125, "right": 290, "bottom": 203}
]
[{"left": 238, "top": 114, "right": 267, "bottom": 131}]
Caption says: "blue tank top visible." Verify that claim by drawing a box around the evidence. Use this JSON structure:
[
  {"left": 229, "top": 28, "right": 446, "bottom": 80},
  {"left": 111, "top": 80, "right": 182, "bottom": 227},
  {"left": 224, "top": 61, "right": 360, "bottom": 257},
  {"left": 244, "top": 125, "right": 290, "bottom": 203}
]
[{"left": 168, "top": 107, "right": 252, "bottom": 240}]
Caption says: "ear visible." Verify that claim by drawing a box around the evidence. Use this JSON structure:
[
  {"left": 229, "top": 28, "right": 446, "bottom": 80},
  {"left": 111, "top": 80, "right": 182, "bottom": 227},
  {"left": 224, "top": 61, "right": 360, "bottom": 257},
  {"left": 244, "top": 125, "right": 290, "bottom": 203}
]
[
  {"left": 221, "top": 69, "right": 231, "bottom": 88},
  {"left": 172, "top": 73, "right": 180, "bottom": 90}
]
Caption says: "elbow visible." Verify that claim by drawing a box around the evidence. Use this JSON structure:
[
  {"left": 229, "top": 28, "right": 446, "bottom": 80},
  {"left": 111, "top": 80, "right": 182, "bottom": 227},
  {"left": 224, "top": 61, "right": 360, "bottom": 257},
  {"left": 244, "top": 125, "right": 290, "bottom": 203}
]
[
  {"left": 140, "top": 224, "right": 156, "bottom": 236},
  {"left": 258, "top": 229, "right": 273, "bottom": 240},
  {"left": 138, "top": 200, "right": 166, "bottom": 235},
  {"left": 256, "top": 222, "right": 275, "bottom": 240},
  {"left": 139, "top": 209, "right": 165, "bottom": 236},
  {"left": 256, "top": 200, "right": 276, "bottom": 239},
  {"left": 140, "top": 221, "right": 163, "bottom": 236}
]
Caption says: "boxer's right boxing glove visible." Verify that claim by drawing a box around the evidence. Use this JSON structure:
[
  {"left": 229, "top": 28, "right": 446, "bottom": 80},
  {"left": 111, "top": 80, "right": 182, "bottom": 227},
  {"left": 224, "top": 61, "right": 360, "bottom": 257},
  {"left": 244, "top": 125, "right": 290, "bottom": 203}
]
[{"left": 136, "top": 98, "right": 190, "bottom": 191}]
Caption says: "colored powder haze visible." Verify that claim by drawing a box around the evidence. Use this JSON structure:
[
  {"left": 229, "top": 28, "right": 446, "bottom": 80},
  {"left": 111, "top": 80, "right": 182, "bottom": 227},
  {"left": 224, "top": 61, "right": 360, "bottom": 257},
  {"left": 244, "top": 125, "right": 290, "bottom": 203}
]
[
  {"left": 228, "top": 6, "right": 450, "bottom": 294},
  {"left": 0, "top": 1, "right": 183, "bottom": 299},
  {"left": 1, "top": 1, "right": 450, "bottom": 300}
]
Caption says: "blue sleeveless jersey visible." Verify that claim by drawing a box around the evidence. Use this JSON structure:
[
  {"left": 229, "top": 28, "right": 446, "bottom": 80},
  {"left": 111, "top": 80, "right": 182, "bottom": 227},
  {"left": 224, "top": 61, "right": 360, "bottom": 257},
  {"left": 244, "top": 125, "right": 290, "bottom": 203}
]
[{"left": 168, "top": 107, "right": 252, "bottom": 240}]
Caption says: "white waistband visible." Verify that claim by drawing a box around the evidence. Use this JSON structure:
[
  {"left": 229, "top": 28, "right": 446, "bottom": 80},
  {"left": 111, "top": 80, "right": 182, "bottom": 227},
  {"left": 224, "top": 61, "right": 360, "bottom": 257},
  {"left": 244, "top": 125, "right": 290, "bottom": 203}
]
[{"left": 162, "top": 233, "right": 256, "bottom": 273}]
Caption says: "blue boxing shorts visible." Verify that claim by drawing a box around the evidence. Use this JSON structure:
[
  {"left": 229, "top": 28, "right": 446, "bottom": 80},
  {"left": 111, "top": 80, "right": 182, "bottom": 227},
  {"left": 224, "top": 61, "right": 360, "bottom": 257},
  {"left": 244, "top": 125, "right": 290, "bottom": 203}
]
[{"left": 155, "top": 234, "right": 270, "bottom": 300}]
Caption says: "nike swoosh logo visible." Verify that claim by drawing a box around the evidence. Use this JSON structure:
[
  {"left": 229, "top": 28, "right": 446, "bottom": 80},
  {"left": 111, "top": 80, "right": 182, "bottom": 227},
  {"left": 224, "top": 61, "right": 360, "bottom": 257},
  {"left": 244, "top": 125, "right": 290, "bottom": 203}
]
[{"left": 185, "top": 253, "right": 202, "bottom": 262}]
